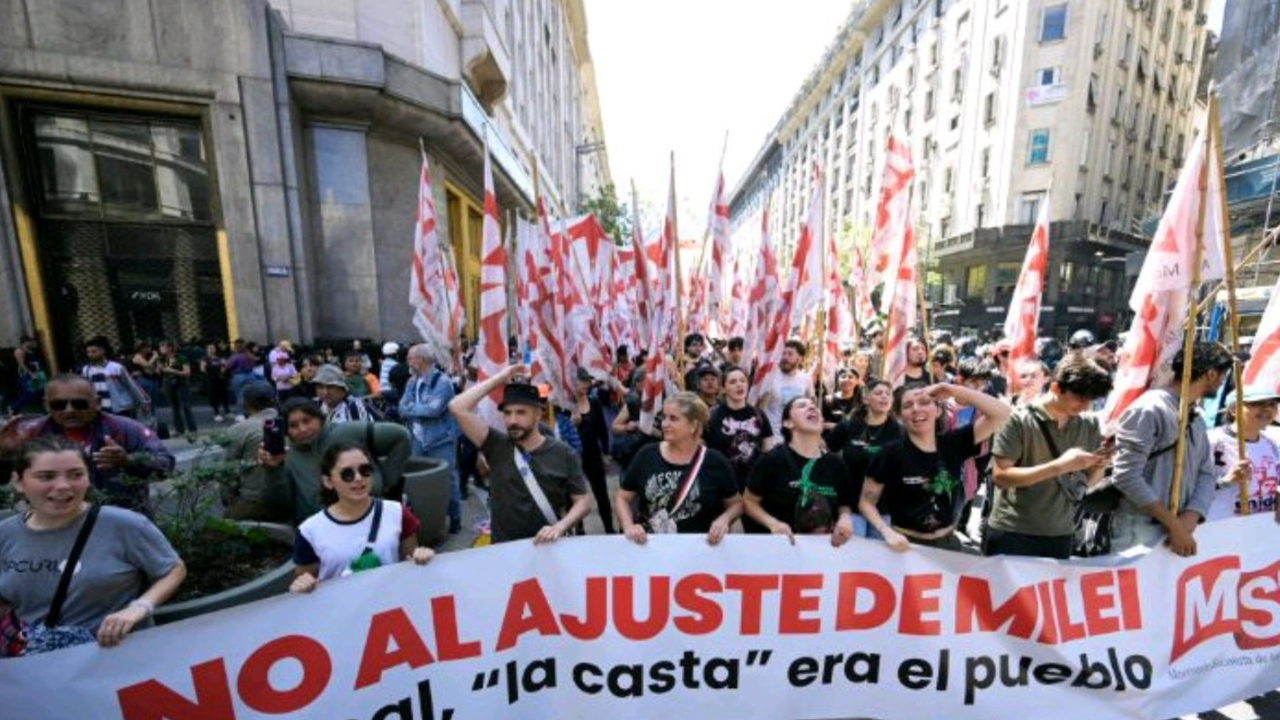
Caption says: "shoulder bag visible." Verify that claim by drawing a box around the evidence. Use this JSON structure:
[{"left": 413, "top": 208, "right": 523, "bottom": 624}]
[{"left": 24, "top": 504, "right": 102, "bottom": 655}]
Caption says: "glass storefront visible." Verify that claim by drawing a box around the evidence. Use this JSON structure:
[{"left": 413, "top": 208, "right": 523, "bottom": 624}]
[{"left": 20, "top": 107, "right": 225, "bottom": 366}]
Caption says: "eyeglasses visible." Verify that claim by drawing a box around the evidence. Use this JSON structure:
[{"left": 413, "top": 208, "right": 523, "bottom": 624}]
[
  {"left": 338, "top": 464, "right": 375, "bottom": 482},
  {"left": 48, "top": 399, "right": 91, "bottom": 411}
]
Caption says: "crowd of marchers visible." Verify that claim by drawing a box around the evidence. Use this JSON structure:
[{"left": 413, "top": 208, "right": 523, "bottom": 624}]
[{"left": 0, "top": 327, "right": 1274, "bottom": 656}]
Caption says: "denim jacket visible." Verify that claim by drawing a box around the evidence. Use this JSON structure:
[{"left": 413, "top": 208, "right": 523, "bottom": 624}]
[{"left": 399, "top": 369, "right": 458, "bottom": 452}]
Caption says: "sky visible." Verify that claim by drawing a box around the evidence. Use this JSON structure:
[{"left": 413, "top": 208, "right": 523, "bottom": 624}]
[{"left": 586, "top": 0, "right": 1228, "bottom": 240}]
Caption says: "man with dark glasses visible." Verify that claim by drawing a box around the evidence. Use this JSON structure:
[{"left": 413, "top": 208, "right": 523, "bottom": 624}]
[{"left": 0, "top": 375, "right": 173, "bottom": 512}]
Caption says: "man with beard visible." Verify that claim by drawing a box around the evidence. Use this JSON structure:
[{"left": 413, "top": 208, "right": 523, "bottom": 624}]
[
  {"left": 759, "top": 339, "right": 814, "bottom": 442},
  {"left": 450, "top": 364, "right": 592, "bottom": 544},
  {"left": 904, "top": 338, "right": 929, "bottom": 384}
]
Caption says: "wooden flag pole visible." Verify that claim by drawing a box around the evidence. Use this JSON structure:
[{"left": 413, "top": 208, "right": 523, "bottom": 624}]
[
  {"left": 1169, "top": 129, "right": 1211, "bottom": 515},
  {"left": 915, "top": 219, "right": 933, "bottom": 381},
  {"left": 1195, "top": 227, "right": 1280, "bottom": 316},
  {"left": 1207, "top": 92, "right": 1251, "bottom": 514},
  {"left": 671, "top": 152, "right": 687, "bottom": 391}
]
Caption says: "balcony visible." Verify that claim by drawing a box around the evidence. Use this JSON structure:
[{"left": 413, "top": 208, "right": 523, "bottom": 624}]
[{"left": 461, "top": 0, "right": 511, "bottom": 111}]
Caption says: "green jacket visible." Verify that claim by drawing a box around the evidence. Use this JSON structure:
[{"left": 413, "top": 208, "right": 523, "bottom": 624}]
[
  {"left": 216, "top": 408, "right": 275, "bottom": 509},
  {"left": 265, "top": 421, "right": 412, "bottom": 525}
]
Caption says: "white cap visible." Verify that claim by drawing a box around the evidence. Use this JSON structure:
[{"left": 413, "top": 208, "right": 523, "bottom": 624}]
[{"left": 382, "top": 341, "right": 400, "bottom": 356}]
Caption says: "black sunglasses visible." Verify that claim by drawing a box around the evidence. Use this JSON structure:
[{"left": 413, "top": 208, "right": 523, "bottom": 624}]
[
  {"left": 49, "top": 399, "right": 91, "bottom": 411},
  {"left": 338, "top": 464, "right": 375, "bottom": 482}
]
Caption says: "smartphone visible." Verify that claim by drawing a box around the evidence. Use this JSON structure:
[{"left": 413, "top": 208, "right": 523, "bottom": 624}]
[{"left": 263, "top": 417, "right": 286, "bottom": 456}]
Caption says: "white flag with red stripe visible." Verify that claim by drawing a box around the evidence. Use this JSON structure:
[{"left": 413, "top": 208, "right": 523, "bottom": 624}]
[
  {"left": 1104, "top": 126, "right": 1215, "bottom": 423},
  {"left": 822, "top": 225, "right": 854, "bottom": 388},
  {"left": 787, "top": 165, "right": 826, "bottom": 329},
  {"left": 708, "top": 171, "right": 732, "bottom": 334},
  {"left": 1245, "top": 278, "right": 1280, "bottom": 394},
  {"left": 727, "top": 252, "right": 749, "bottom": 340},
  {"left": 1003, "top": 196, "right": 1050, "bottom": 392},
  {"left": 409, "top": 151, "right": 465, "bottom": 367},
  {"left": 476, "top": 142, "right": 508, "bottom": 424},
  {"left": 849, "top": 244, "right": 877, "bottom": 330},
  {"left": 869, "top": 135, "right": 915, "bottom": 294},
  {"left": 746, "top": 208, "right": 780, "bottom": 403},
  {"left": 881, "top": 222, "right": 918, "bottom": 388},
  {"left": 561, "top": 215, "right": 612, "bottom": 380},
  {"left": 639, "top": 165, "right": 680, "bottom": 432}
]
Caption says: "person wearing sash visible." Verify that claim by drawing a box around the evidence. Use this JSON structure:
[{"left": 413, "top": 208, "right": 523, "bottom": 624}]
[
  {"left": 449, "top": 364, "right": 592, "bottom": 544},
  {"left": 289, "top": 443, "right": 432, "bottom": 594},
  {"left": 616, "top": 392, "right": 741, "bottom": 545},
  {"left": 743, "top": 396, "right": 856, "bottom": 546}
]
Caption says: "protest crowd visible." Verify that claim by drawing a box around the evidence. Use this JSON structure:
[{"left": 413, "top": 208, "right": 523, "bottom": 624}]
[{"left": 0, "top": 124, "right": 1275, "bottom": 692}]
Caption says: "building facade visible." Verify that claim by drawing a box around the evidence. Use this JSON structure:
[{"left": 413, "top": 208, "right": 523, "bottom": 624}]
[
  {"left": 728, "top": 0, "right": 1210, "bottom": 339},
  {"left": 0, "top": 0, "right": 610, "bottom": 370}
]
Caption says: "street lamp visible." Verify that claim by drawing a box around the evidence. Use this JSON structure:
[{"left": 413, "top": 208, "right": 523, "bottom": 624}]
[{"left": 575, "top": 141, "right": 607, "bottom": 212}]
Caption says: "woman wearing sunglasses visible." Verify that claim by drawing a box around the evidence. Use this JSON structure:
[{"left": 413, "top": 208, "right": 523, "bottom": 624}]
[{"left": 289, "top": 443, "right": 433, "bottom": 594}]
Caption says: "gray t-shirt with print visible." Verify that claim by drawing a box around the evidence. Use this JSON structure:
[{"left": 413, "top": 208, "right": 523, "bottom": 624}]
[{"left": 0, "top": 506, "right": 180, "bottom": 632}]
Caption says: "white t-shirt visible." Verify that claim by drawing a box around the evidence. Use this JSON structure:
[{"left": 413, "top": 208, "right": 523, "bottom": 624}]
[
  {"left": 1207, "top": 428, "right": 1280, "bottom": 521},
  {"left": 293, "top": 500, "right": 417, "bottom": 580},
  {"left": 762, "top": 370, "right": 813, "bottom": 441}
]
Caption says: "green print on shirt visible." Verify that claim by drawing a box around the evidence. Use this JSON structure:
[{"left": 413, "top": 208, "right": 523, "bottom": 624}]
[{"left": 929, "top": 468, "right": 957, "bottom": 497}]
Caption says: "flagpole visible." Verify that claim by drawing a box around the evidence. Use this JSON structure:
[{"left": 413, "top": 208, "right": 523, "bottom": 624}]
[
  {"left": 1207, "top": 91, "right": 1250, "bottom": 514},
  {"left": 815, "top": 166, "right": 828, "bottom": 407},
  {"left": 1169, "top": 128, "right": 1211, "bottom": 516},
  {"left": 915, "top": 218, "right": 933, "bottom": 381},
  {"left": 1195, "top": 228, "right": 1280, "bottom": 316},
  {"left": 671, "top": 152, "right": 687, "bottom": 391}
]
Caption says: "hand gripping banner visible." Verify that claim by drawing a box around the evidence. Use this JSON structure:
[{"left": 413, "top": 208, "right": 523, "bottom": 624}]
[{"left": 5, "top": 517, "right": 1280, "bottom": 720}]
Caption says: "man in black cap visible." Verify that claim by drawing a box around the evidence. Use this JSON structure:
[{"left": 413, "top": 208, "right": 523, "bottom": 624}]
[
  {"left": 693, "top": 364, "right": 722, "bottom": 408},
  {"left": 449, "top": 364, "right": 592, "bottom": 543}
]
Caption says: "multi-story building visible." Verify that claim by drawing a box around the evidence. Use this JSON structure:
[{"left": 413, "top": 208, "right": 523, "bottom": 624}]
[
  {"left": 0, "top": 0, "right": 610, "bottom": 370},
  {"left": 729, "top": 0, "right": 1210, "bottom": 339}
]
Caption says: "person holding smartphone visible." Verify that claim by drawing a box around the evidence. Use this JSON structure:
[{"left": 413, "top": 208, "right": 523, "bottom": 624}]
[
  {"left": 986, "top": 352, "right": 1114, "bottom": 559},
  {"left": 215, "top": 382, "right": 279, "bottom": 520}
]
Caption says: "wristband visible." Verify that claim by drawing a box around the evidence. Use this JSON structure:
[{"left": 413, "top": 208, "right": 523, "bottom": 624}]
[{"left": 129, "top": 599, "right": 155, "bottom": 617}]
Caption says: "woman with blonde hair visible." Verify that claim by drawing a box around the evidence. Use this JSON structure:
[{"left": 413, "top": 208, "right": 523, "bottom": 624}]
[{"left": 616, "top": 392, "right": 742, "bottom": 546}]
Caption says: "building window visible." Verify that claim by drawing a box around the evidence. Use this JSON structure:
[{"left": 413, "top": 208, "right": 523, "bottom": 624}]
[
  {"left": 925, "top": 90, "right": 935, "bottom": 117},
  {"left": 952, "top": 68, "right": 964, "bottom": 101},
  {"left": 965, "top": 265, "right": 987, "bottom": 299},
  {"left": 1041, "top": 4, "right": 1067, "bottom": 42},
  {"left": 995, "top": 262, "right": 1022, "bottom": 296},
  {"left": 981, "top": 147, "right": 991, "bottom": 177},
  {"left": 984, "top": 92, "right": 997, "bottom": 125},
  {"left": 1019, "top": 192, "right": 1046, "bottom": 224},
  {"left": 1058, "top": 262, "right": 1077, "bottom": 296},
  {"left": 1028, "top": 129, "right": 1051, "bottom": 165},
  {"left": 1037, "top": 67, "right": 1059, "bottom": 86},
  {"left": 944, "top": 167, "right": 954, "bottom": 193}
]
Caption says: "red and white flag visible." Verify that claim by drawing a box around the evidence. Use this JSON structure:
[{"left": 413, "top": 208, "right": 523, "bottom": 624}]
[
  {"left": 880, "top": 222, "right": 918, "bottom": 388},
  {"left": 1245, "top": 277, "right": 1280, "bottom": 394},
  {"left": 869, "top": 135, "right": 915, "bottom": 293},
  {"left": 409, "top": 151, "right": 465, "bottom": 367},
  {"left": 1003, "top": 196, "right": 1051, "bottom": 392},
  {"left": 746, "top": 208, "right": 780, "bottom": 402},
  {"left": 849, "top": 244, "right": 877, "bottom": 330},
  {"left": 476, "top": 141, "right": 508, "bottom": 424},
  {"left": 822, "top": 226, "right": 854, "bottom": 388},
  {"left": 639, "top": 163, "right": 681, "bottom": 432},
  {"left": 784, "top": 165, "right": 826, "bottom": 330},
  {"left": 1105, "top": 125, "right": 1224, "bottom": 422},
  {"left": 871, "top": 136, "right": 917, "bottom": 387},
  {"left": 707, "top": 171, "right": 733, "bottom": 335},
  {"left": 561, "top": 215, "right": 611, "bottom": 380},
  {"left": 727, "top": 252, "right": 749, "bottom": 340}
]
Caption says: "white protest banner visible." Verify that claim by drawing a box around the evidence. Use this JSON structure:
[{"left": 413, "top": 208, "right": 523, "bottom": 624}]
[{"left": 4, "top": 516, "right": 1280, "bottom": 720}]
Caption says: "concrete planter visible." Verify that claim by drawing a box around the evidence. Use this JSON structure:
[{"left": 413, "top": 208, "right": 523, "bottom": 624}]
[
  {"left": 401, "top": 456, "right": 451, "bottom": 547},
  {"left": 155, "top": 521, "right": 295, "bottom": 625}
]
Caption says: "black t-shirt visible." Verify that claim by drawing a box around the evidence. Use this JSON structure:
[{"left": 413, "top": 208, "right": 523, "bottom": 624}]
[
  {"left": 826, "top": 415, "right": 903, "bottom": 455},
  {"left": 866, "top": 424, "right": 980, "bottom": 534},
  {"left": 621, "top": 444, "right": 738, "bottom": 534},
  {"left": 704, "top": 404, "right": 774, "bottom": 490},
  {"left": 837, "top": 418, "right": 904, "bottom": 509},
  {"left": 746, "top": 446, "right": 853, "bottom": 534},
  {"left": 823, "top": 395, "right": 859, "bottom": 426}
]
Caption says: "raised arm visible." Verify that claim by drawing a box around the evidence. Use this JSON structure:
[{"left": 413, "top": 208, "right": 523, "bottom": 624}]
[
  {"left": 928, "top": 384, "right": 1011, "bottom": 443},
  {"left": 448, "top": 364, "right": 524, "bottom": 446}
]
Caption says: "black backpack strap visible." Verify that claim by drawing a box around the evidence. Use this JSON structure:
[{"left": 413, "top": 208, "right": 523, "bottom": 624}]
[
  {"left": 44, "top": 504, "right": 101, "bottom": 627},
  {"left": 365, "top": 499, "right": 384, "bottom": 548}
]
